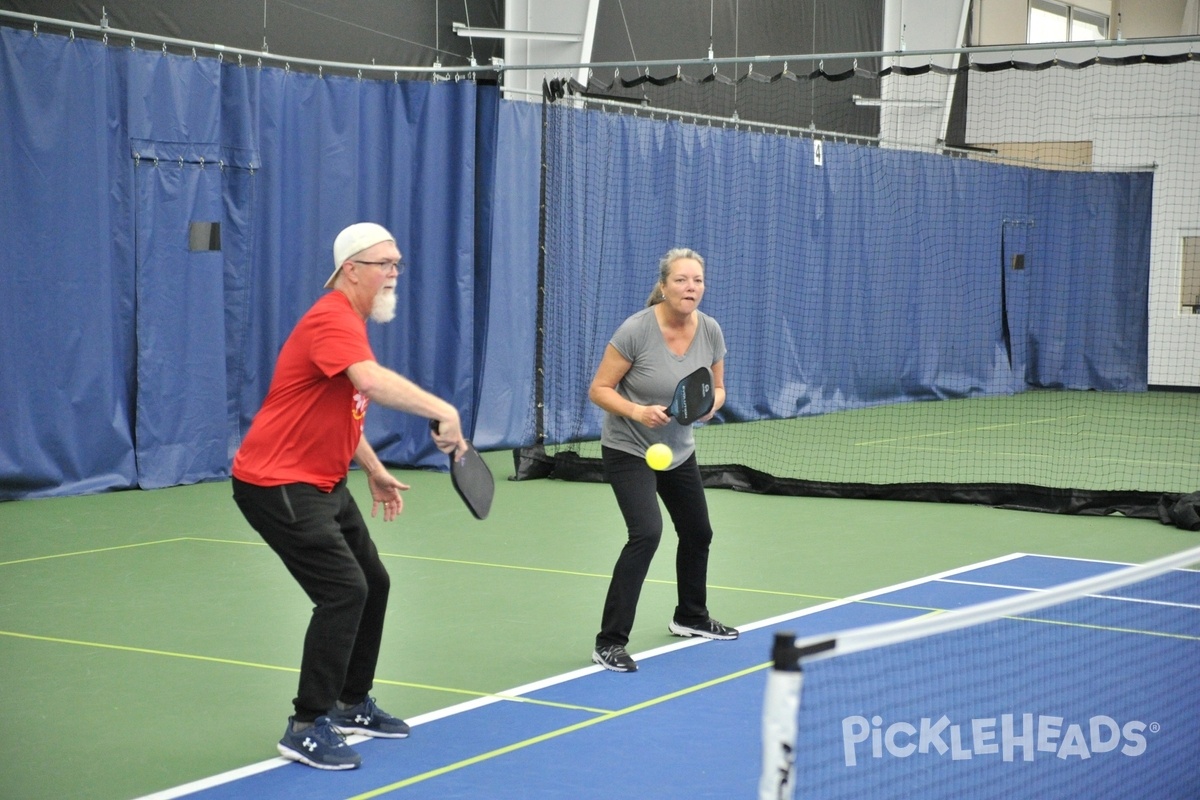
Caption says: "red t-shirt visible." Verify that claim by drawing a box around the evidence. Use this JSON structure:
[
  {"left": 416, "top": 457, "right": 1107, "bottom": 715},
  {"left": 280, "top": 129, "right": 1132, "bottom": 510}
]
[{"left": 232, "top": 291, "right": 375, "bottom": 491}]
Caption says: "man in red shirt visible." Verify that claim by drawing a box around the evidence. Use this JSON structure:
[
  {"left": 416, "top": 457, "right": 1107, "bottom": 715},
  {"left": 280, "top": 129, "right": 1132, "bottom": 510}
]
[{"left": 232, "top": 222, "right": 466, "bottom": 770}]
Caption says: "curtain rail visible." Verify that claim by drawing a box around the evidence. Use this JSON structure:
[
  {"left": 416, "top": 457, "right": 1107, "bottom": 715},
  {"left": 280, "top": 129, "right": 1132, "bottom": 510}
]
[{"left": 3, "top": 9, "right": 1198, "bottom": 77}]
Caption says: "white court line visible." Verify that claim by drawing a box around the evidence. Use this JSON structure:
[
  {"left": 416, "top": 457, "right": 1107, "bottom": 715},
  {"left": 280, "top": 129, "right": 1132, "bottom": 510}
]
[{"left": 942, "top": 578, "right": 1200, "bottom": 611}]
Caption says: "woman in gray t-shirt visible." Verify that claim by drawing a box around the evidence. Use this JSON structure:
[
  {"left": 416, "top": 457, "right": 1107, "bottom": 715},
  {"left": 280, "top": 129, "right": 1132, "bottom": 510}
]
[{"left": 587, "top": 248, "right": 739, "bottom": 674}]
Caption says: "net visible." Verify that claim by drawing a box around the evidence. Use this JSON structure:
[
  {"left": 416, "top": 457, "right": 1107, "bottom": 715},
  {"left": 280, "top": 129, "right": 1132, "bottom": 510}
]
[
  {"left": 759, "top": 544, "right": 1200, "bottom": 799},
  {"left": 514, "top": 39, "right": 1200, "bottom": 518}
]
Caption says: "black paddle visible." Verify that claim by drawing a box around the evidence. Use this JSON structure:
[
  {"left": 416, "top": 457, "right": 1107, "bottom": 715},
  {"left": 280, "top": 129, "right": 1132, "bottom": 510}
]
[
  {"left": 430, "top": 421, "right": 494, "bottom": 520},
  {"left": 666, "top": 366, "right": 715, "bottom": 425}
]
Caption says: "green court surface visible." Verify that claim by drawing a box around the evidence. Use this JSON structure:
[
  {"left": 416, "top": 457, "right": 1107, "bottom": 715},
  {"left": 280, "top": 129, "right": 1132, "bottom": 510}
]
[
  {"left": 563, "top": 391, "right": 1200, "bottom": 492},
  {"left": 1, "top": 449, "right": 1196, "bottom": 800}
]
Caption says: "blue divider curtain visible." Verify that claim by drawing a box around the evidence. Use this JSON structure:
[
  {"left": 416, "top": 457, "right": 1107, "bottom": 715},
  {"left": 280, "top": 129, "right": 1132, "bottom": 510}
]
[
  {"left": 0, "top": 27, "right": 499, "bottom": 499},
  {"left": 0, "top": 25, "right": 1148, "bottom": 500},
  {"left": 537, "top": 108, "right": 1151, "bottom": 446}
]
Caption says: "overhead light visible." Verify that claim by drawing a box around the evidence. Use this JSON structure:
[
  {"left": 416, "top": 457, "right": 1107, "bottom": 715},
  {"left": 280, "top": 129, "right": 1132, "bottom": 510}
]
[
  {"left": 852, "top": 95, "right": 943, "bottom": 107},
  {"left": 452, "top": 22, "right": 582, "bottom": 42}
]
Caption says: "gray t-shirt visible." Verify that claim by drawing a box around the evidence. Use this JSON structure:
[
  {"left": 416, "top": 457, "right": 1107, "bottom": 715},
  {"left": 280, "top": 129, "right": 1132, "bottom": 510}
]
[{"left": 601, "top": 306, "right": 727, "bottom": 470}]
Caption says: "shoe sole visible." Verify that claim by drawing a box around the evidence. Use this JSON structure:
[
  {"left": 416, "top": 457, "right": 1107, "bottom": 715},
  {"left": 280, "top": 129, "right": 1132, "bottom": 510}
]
[
  {"left": 668, "top": 621, "right": 739, "bottom": 640},
  {"left": 591, "top": 651, "right": 637, "bottom": 672},
  {"left": 330, "top": 724, "right": 410, "bottom": 739},
  {"left": 277, "top": 742, "right": 361, "bottom": 770}
]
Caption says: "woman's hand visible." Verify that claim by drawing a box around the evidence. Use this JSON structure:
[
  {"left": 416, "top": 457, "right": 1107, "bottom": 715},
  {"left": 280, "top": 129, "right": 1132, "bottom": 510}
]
[{"left": 634, "top": 403, "right": 670, "bottom": 429}]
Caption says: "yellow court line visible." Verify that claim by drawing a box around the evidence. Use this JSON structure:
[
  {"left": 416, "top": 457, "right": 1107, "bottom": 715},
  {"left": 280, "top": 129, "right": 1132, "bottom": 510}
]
[
  {"left": 862, "top": 445, "right": 1064, "bottom": 459},
  {"left": 855, "top": 415, "right": 1081, "bottom": 446},
  {"left": 344, "top": 661, "right": 773, "bottom": 800},
  {"left": 0, "top": 537, "right": 196, "bottom": 567},
  {"left": 369, "top": 676, "right": 613, "bottom": 715},
  {"left": 703, "top": 582, "right": 839, "bottom": 601},
  {"left": 1008, "top": 615, "right": 1200, "bottom": 642},
  {"left": 1095, "top": 456, "right": 1200, "bottom": 468},
  {"left": 0, "top": 629, "right": 298, "bottom": 672},
  {"left": 377, "top": 553, "right": 849, "bottom": 602},
  {"left": 0, "top": 535, "right": 853, "bottom": 635},
  {"left": 852, "top": 443, "right": 1199, "bottom": 470},
  {"left": 0, "top": 629, "right": 607, "bottom": 713},
  {"left": 472, "top": 695, "right": 614, "bottom": 715},
  {"left": 871, "top": 603, "right": 1200, "bottom": 641},
  {"left": 376, "top": 550, "right": 610, "bottom": 580},
  {"left": 0, "top": 534, "right": 933, "bottom": 615}
]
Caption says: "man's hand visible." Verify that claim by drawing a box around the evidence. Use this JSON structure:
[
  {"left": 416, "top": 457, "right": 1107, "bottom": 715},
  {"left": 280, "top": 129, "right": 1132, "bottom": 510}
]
[
  {"left": 429, "top": 418, "right": 469, "bottom": 460},
  {"left": 367, "top": 469, "right": 410, "bottom": 522}
]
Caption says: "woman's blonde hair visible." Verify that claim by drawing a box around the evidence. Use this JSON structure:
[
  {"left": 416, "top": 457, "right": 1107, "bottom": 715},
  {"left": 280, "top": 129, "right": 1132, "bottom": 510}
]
[{"left": 646, "top": 247, "right": 705, "bottom": 306}]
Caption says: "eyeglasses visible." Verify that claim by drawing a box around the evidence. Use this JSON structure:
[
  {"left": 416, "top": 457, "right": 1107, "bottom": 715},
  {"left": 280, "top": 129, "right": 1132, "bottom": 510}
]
[{"left": 353, "top": 259, "right": 405, "bottom": 276}]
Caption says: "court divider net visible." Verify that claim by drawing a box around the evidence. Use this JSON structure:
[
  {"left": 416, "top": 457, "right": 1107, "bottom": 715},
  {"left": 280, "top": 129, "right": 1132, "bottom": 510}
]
[{"left": 515, "top": 39, "right": 1200, "bottom": 522}]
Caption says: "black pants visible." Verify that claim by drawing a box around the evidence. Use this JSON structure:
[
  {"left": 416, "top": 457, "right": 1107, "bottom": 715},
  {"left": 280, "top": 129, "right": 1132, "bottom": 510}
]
[
  {"left": 232, "top": 477, "right": 390, "bottom": 722},
  {"left": 596, "top": 446, "right": 713, "bottom": 648}
]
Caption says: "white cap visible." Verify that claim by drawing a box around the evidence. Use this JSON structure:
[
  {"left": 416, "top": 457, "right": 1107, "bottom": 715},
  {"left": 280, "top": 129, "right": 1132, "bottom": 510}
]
[{"left": 325, "top": 222, "right": 395, "bottom": 288}]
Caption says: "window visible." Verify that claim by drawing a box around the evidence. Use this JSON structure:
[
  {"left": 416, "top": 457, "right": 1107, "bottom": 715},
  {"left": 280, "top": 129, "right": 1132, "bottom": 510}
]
[
  {"left": 1070, "top": 8, "right": 1109, "bottom": 40},
  {"left": 1029, "top": 0, "right": 1109, "bottom": 43}
]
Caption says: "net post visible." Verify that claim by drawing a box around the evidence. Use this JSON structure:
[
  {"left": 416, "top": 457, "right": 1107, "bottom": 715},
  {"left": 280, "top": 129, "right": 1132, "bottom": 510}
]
[
  {"left": 760, "top": 632, "right": 804, "bottom": 800},
  {"left": 771, "top": 630, "right": 803, "bottom": 671},
  {"left": 761, "top": 633, "right": 837, "bottom": 800},
  {"left": 512, "top": 80, "right": 554, "bottom": 481}
]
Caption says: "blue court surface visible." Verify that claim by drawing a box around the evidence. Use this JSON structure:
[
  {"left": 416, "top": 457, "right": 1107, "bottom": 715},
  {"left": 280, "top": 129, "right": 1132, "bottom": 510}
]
[{"left": 139, "top": 553, "right": 1200, "bottom": 800}]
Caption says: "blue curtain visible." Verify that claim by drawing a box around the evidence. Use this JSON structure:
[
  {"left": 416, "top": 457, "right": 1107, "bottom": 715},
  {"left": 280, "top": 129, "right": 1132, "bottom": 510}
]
[
  {"left": 476, "top": 99, "right": 541, "bottom": 448},
  {"left": 0, "top": 25, "right": 1151, "bottom": 500},
  {"left": 538, "top": 107, "right": 1152, "bottom": 445},
  {"left": 0, "top": 29, "right": 138, "bottom": 497},
  {"left": 0, "top": 28, "right": 487, "bottom": 499}
]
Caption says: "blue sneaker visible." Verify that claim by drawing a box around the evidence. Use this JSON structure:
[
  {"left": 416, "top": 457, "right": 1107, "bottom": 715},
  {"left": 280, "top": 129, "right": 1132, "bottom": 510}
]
[
  {"left": 328, "top": 695, "right": 411, "bottom": 739},
  {"left": 277, "top": 716, "right": 362, "bottom": 770}
]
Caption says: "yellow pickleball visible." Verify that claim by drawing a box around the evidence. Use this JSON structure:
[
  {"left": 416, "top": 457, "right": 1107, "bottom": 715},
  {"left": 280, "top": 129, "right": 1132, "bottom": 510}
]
[{"left": 645, "top": 443, "right": 673, "bottom": 471}]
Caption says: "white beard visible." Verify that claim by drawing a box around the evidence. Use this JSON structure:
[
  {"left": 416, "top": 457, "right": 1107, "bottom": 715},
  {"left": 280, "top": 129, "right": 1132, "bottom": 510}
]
[{"left": 370, "top": 289, "right": 397, "bottom": 323}]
